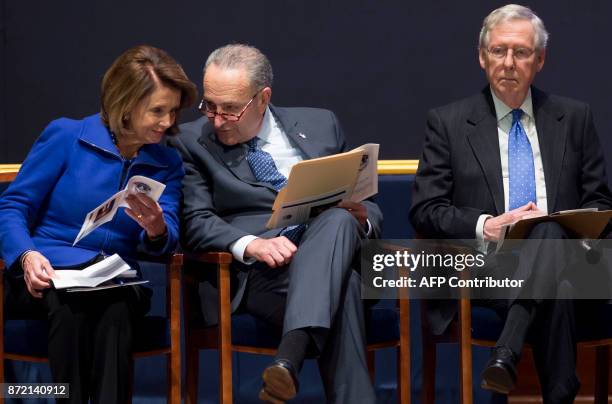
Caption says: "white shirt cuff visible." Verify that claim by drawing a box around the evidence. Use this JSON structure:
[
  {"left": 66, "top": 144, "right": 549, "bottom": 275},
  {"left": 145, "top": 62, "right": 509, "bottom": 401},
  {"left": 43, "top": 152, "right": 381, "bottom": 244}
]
[
  {"left": 365, "top": 219, "right": 373, "bottom": 237},
  {"left": 229, "top": 235, "right": 258, "bottom": 264},
  {"left": 476, "top": 214, "right": 492, "bottom": 253}
]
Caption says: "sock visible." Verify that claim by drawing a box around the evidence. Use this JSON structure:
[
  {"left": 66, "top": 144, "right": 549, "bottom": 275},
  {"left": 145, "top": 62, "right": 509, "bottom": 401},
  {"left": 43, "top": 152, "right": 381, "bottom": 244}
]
[
  {"left": 275, "top": 328, "right": 310, "bottom": 370},
  {"left": 496, "top": 300, "right": 535, "bottom": 359}
]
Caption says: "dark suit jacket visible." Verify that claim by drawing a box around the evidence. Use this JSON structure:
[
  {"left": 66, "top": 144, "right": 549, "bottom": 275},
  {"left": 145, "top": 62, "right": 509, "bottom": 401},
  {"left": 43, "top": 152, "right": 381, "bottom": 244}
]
[
  {"left": 169, "top": 105, "right": 382, "bottom": 325},
  {"left": 409, "top": 87, "right": 612, "bottom": 334}
]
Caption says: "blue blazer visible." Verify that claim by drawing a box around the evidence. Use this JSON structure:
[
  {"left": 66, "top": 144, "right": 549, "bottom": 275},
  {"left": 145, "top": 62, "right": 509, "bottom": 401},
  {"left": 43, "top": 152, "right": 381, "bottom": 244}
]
[{"left": 0, "top": 113, "right": 184, "bottom": 268}]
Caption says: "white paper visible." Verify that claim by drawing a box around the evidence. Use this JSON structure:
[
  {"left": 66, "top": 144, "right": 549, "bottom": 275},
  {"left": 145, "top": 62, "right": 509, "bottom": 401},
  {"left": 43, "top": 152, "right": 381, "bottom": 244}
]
[
  {"left": 267, "top": 144, "right": 379, "bottom": 229},
  {"left": 552, "top": 208, "right": 598, "bottom": 216},
  {"left": 51, "top": 254, "right": 132, "bottom": 289},
  {"left": 496, "top": 208, "right": 608, "bottom": 252},
  {"left": 66, "top": 279, "right": 149, "bottom": 293},
  {"left": 349, "top": 143, "right": 379, "bottom": 202},
  {"left": 270, "top": 187, "right": 349, "bottom": 228},
  {"left": 73, "top": 176, "right": 165, "bottom": 245}
]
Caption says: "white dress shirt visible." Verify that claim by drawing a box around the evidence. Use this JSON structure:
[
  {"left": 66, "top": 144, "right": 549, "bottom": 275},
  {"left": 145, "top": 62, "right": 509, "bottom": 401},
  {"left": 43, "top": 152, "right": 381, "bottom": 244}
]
[
  {"left": 229, "top": 107, "right": 371, "bottom": 263},
  {"left": 229, "top": 107, "right": 303, "bottom": 263},
  {"left": 476, "top": 88, "right": 548, "bottom": 250}
]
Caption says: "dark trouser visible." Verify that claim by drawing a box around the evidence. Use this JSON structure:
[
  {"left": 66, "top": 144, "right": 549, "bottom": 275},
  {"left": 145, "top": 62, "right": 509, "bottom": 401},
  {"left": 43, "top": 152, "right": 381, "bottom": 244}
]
[
  {"left": 5, "top": 276, "right": 149, "bottom": 404},
  {"left": 480, "top": 222, "right": 581, "bottom": 404},
  {"left": 240, "top": 207, "right": 376, "bottom": 404}
]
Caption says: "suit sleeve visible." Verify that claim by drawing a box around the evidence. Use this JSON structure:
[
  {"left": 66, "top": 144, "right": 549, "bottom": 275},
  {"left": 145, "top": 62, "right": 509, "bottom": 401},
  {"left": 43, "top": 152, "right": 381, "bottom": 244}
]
[
  {"left": 0, "top": 119, "right": 73, "bottom": 267},
  {"left": 168, "top": 136, "right": 251, "bottom": 252},
  {"left": 577, "top": 104, "right": 612, "bottom": 237},
  {"left": 409, "top": 108, "right": 485, "bottom": 238},
  {"left": 578, "top": 104, "right": 612, "bottom": 211}
]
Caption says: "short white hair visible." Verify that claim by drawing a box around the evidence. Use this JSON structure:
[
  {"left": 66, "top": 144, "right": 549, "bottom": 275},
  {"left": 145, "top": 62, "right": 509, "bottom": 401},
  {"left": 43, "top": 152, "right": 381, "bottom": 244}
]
[
  {"left": 203, "top": 44, "right": 273, "bottom": 92},
  {"left": 479, "top": 4, "right": 549, "bottom": 50}
]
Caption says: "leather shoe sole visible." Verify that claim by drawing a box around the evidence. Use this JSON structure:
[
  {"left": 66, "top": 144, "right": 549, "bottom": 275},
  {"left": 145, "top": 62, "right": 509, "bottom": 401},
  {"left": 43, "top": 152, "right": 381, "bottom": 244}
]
[
  {"left": 481, "top": 362, "right": 516, "bottom": 394},
  {"left": 259, "top": 362, "right": 297, "bottom": 402},
  {"left": 258, "top": 388, "right": 287, "bottom": 404}
]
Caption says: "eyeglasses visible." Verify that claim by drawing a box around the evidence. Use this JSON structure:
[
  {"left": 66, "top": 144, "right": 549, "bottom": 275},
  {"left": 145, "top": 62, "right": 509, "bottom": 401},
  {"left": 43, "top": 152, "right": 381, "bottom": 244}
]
[
  {"left": 198, "top": 89, "right": 263, "bottom": 122},
  {"left": 487, "top": 46, "right": 536, "bottom": 60}
]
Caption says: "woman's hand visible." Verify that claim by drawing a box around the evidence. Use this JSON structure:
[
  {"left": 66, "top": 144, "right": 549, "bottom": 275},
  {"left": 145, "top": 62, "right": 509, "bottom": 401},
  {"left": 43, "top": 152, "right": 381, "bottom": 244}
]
[
  {"left": 22, "top": 251, "right": 55, "bottom": 298},
  {"left": 125, "top": 193, "right": 167, "bottom": 239}
]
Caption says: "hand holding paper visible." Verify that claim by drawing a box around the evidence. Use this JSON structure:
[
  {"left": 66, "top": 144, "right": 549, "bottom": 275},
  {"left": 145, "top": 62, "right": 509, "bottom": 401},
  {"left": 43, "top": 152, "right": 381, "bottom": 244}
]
[
  {"left": 73, "top": 176, "right": 165, "bottom": 245},
  {"left": 496, "top": 208, "right": 612, "bottom": 252},
  {"left": 483, "top": 202, "right": 543, "bottom": 242},
  {"left": 21, "top": 250, "right": 56, "bottom": 298},
  {"left": 124, "top": 192, "right": 167, "bottom": 238},
  {"left": 337, "top": 200, "right": 368, "bottom": 227},
  {"left": 51, "top": 254, "right": 148, "bottom": 292},
  {"left": 266, "top": 144, "right": 379, "bottom": 229}
]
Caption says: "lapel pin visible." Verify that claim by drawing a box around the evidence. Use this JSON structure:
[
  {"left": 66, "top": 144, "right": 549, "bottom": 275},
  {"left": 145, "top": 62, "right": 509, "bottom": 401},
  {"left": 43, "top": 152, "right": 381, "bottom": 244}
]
[{"left": 297, "top": 132, "right": 307, "bottom": 139}]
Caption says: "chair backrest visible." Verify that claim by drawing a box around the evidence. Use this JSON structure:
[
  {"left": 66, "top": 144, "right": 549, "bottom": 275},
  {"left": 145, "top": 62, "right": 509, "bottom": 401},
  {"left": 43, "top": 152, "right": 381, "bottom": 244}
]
[{"left": 0, "top": 165, "right": 19, "bottom": 184}]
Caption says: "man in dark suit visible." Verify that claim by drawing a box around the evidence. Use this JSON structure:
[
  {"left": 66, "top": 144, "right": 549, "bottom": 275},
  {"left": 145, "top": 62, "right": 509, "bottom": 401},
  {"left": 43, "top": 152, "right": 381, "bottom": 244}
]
[
  {"left": 409, "top": 4, "right": 612, "bottom": 403},
  {"left": 168, "top": 44, "right": 382, "bottom": 403}
]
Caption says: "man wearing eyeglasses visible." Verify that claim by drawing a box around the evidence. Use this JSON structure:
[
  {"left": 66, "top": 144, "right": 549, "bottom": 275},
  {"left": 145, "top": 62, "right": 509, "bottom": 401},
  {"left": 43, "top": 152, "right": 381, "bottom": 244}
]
[
  {"left": 410, "top": 4, "right": 612, "bottom": 403},
  {"left": 168, "top": 44, "right": 381, "bottom": 403}
]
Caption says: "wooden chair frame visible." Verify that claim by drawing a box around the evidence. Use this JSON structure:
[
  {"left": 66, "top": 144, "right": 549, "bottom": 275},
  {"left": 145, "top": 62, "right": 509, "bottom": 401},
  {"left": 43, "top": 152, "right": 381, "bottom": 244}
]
[{"left": 183, "top": 252, "right": 411, "bottom": 404}]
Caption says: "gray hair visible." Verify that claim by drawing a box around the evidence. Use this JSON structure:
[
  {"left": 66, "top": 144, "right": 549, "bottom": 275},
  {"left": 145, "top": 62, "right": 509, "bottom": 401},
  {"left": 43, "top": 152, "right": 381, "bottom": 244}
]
[
  {"left": 203, "top": 44, "right": 273, "bottom": 91},
  {"left": 478, "top": 4, "right": 549, "bottom": 50}
]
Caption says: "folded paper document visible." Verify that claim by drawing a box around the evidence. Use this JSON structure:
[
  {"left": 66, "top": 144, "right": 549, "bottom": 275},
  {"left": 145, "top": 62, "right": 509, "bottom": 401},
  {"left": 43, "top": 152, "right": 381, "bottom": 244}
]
[
  {"left": 267, "top": 144, "right": 379, "bottom": 229},
  {"left": 497, "top": 208, "right": 612, "bottom": 251},
  {"left": 51, "top": 254, "right": 148, "bottom": 291},
  {"left": 73, "top": 176, "right": 165, "bottom": 246}
]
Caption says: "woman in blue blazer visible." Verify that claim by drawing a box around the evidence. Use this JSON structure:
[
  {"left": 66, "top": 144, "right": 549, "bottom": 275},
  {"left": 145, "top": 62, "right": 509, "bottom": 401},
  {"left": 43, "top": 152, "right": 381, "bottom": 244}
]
[{"left": 0, "top": 45, "right": 196, "bottom": 403}]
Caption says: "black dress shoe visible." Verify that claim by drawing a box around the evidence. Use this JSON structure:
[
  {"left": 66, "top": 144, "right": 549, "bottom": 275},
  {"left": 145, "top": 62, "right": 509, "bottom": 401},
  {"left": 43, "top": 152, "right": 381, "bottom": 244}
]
[
  {"left": 259, "top": 359, "right": 299, "bottom": 403},
  {"left": 480, "top": 346, "right": 518, "bottom": 394}
]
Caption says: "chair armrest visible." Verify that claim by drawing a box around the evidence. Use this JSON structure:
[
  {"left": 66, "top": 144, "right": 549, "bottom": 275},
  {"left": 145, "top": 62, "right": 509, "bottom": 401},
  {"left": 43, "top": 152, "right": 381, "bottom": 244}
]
[
  {"left": 134, "top": 252, "right": 182, "bottom": 393},
  {"left": 183, "top": 251, "right": 232, "bottom": 305},
  {"left": 134, "top": 253, "right": 183, "bottom": 314},
  {"left": 184, "top": 251, "right": 233, "bottom": 265},
  {"left": 135, "top": 252, "right": 184, "bottom": 266},
  {"left": 182, "top": 251, "right": 233, "bottom": 360},
  {"left": 182, "top": 250, "right": 233, "bottom": 316},
  {"left": 134, "top": 253, "right": 182, "bottom": 352}
]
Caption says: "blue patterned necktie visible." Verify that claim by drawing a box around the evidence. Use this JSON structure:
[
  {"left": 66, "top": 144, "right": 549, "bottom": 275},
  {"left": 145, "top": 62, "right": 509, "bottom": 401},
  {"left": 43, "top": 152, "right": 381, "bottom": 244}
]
[
  {"left": 508, "top": 109, "right": 536, "bottom": 210},
  {"left": 246, "top": 137, "right": 305, "bottom": 243},
  {"left": 246, "top": 137, "right": 287, "bottom": 191}
]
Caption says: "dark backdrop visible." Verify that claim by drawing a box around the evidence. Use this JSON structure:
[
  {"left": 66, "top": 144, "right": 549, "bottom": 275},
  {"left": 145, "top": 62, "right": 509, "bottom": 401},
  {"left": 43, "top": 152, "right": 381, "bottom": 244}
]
[{"left": 2, "top": 0, "right": 612, "bottom": 180}]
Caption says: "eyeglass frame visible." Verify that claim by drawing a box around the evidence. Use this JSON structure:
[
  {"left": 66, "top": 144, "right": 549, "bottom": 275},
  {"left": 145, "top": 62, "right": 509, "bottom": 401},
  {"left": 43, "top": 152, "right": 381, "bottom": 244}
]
[
  {"left": 485, "top": 46, "right": 537, "bottom": 61},
  {"left": 198, "top": 88, "right": 264, "bottom": 122}
]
